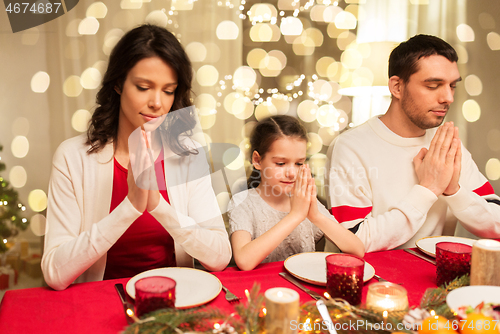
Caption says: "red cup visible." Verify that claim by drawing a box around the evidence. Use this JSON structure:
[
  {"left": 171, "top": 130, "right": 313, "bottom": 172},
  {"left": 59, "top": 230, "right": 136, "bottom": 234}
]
[
  {"left": 436, "top": 242, "right": 472, "bottom": 287},
  {"left": 326, "top": 254, "right": 365, "bottom": 305},
  {"left": 135, "top": 276, "right": 176, "bottom": 317}
]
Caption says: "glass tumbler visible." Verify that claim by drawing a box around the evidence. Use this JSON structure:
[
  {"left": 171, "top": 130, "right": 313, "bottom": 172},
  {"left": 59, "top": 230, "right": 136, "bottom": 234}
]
[
  {"left": 326, "top": 254, "right": 365, "bottom": 305},
  {"left": 436, "top": 242, "right": 472, "bottom": 287},
  {"left": 135, "top": 276, "right": 176, "bottom": 317}
]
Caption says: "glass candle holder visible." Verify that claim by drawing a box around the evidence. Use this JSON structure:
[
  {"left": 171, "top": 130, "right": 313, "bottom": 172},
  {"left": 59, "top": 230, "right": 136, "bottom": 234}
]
[
  {"left": 366, "top": 282, "right": 408, "bottom": 311},
  {"left": 436, "top": 242, "right": 472, "bottom": 287},
  {"left": 325, "top": 254, "right": 365, "bottom": 305},
  {"left": 264, "top": 287, "right": 300, "bottom": 334},
  {"left": 135, "top": 276, "right": 176, "bottom": 317}
]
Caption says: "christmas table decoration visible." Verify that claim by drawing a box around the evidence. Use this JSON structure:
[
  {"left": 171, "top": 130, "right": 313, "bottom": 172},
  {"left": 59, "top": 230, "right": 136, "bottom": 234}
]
[
  {"left": 470, "top": 239, "right": 500, "bottom": 286},
  {"left": 123, "top": 275, "right": 471, "bottom": 334}
]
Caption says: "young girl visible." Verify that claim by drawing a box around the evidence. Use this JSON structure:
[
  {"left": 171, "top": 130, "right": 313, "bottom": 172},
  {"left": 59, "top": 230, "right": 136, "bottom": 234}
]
[
  {"left": 41, "top": 24, "right": 231, "bottom": 290},
  {"left": 228, "top": 115, "right": 364, "bottom": 271}
]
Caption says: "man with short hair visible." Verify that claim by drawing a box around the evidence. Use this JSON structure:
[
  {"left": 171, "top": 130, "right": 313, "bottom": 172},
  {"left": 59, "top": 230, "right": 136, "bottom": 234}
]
[{"left": 326, "top": 34, "right": 500, "bottom": 252}]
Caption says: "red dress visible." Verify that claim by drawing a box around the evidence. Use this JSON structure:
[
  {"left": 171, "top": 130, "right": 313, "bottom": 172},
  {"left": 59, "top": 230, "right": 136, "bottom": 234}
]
[{"left": 103, "top": 154, "right": 176, "bottom": 280}]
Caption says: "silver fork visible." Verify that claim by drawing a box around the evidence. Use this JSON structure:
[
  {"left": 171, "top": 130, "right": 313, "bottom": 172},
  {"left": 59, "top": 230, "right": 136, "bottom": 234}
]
[{"left": 221, "top": 285, "right": 240, "bottom": 303}]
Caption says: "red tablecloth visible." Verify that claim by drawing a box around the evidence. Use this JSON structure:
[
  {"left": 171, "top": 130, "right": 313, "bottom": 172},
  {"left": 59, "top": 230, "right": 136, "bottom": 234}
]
[{"left": 0, "top": 248, "right": 437, "bottom": 334}]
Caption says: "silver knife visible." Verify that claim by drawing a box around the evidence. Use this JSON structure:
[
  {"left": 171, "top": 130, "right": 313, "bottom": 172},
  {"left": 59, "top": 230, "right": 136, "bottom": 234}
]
[
  {"left": 114, "top": 283, "right": 139, "bottom": 324},
  {"left": 316, "top": 300, "right": 338, "bottom": 334},
  {"left": 279, "top": 272, "right": 324, "bottom": 300},
  {"left": 404, "top": 248, "right": 436, "bottom": 265}
]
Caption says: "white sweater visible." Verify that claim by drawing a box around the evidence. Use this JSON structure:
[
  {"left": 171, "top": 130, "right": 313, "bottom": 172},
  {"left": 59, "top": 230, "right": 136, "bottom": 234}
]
[
  {"left": 326, "top": 116, "right": 500, "bottom": 253},
  {"left": 42, "top": 134, "right": 231, "bottom": 290}
]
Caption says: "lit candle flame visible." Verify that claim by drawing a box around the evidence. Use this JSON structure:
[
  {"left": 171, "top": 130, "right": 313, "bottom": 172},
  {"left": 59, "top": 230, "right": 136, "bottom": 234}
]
[{"left": 376, "top": 298, "right": 396, "bottom": 310}]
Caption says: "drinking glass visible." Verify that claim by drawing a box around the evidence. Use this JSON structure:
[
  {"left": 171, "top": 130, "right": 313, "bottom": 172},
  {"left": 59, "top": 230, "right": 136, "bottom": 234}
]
[
  {"left": 326, "top": 254, "right": 365, "bottom": 305},
  {"left": 135, "top": 276, "right": 176, "bottom": 317},
  {"left": 436, "top": 242, "right": 472, "bottom": 287}
]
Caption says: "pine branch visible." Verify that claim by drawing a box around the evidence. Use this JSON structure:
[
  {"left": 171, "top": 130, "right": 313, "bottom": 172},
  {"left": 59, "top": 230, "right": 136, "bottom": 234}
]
[
  {"left": 122, "top": 276, "right": 470, "bottom": 334},
  {"left": 124, "top": 306, "right": 241, "bottom": 334},
  {"left": 419, "top": 274, "right": 469, "bottom": 317},
  {"left": 234, "top": 283, "right": 265, "bottom": 333}
]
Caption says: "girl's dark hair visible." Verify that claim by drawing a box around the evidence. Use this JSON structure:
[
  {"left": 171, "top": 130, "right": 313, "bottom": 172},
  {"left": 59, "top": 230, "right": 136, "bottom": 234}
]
[
  {"left": 388, "top": 34, "right": 458, "bottom": 83},
  {"left": 247, "top": 115, "right": 308, "bottom": 188},
  {"left": 86, "top": 24, "right": 196, "bottom": 155}
]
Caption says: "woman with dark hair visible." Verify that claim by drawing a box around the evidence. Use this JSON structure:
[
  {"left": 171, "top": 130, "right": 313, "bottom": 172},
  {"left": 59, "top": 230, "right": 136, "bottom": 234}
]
[
  {"left": 42, "top": 24, "right": 231, "bottom": 290},
  {"left": 227, "top": 115, "right": 364, "bottom": 271}
]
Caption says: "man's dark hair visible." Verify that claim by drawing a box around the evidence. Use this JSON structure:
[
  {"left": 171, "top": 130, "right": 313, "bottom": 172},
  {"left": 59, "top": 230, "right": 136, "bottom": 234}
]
[{"left": 388, "top": 34, "right": 458, "bottom": 83}]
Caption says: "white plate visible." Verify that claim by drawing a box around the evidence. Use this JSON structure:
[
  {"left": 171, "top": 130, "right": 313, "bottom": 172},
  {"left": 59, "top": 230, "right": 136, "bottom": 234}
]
[
  {"left": 416, "top": 236, "right": 476, "bottom": 257},
  {"left": 126, "top": 267, "right": 222, "bottom": 309},
  {"left": 284, "top": 252, "right": 375, "bottom": 286},
  {"left": 446, "top": 286, "right": 500, "bottom": 312}
]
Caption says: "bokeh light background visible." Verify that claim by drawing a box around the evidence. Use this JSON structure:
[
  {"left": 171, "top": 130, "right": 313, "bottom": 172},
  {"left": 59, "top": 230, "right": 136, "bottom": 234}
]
[{"left": 1, "top": 0, "right": 500, "bottom": 243}]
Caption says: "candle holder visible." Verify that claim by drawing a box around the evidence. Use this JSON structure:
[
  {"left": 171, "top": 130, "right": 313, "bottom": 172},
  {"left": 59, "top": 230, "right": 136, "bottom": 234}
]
[
  {"left": 436, "top": 242, "right": 472, "bottom": 287},
  {"left": 471, "top": 239, "right": 500, "bottom": 286},
  {"left": 325, "top": 254, "right": 364, "bottom": 305},
  {"left": 135, "top": 276, "right": 176, "bottom": 317},
  {"left": 366, "top": 282, "right": 408, "bottom": 311},
  {"left": 264, "top": 287, "right": 299, "bottom": 334}
]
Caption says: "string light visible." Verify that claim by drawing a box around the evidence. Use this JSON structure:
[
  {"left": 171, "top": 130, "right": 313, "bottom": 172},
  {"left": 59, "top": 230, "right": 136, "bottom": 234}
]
[
  {"left": 20, "top": 1, "right": 476, "bottom": 212},
  {"left": 244, "top": 289, "right": 250, "bottom": 302}
]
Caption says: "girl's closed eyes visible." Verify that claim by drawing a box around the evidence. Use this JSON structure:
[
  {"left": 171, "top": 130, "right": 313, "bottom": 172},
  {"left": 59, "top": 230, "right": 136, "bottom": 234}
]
[{"left": 227, "top": 115, "right": 365, "bottom": 271}]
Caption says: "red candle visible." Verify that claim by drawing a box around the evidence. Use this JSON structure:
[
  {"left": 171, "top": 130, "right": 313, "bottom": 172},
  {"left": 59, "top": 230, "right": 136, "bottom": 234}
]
[
  {"left": 135, "top": 276, "right": 176, "bottom": 317},
  {"left": 436, "top": 242, "right": 472, "bottom": 287},
  {"left": 326, "top": 254, "right": 365, "bottom": 305}
]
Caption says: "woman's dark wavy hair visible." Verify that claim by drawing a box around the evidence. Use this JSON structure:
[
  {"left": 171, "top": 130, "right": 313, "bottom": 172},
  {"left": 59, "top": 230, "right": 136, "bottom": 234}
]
[
  {"left": 247, "top": 115, "right": 308, "bottom": 189},
  {"left": 388, "top": 34, "right": 458, "bottom": 83},
  {"left": 86, "top": 24, "right": 196, "bottom": 156}
]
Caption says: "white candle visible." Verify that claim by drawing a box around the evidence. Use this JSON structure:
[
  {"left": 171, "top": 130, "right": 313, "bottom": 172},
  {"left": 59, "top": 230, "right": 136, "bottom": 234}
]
[
  {"left": 265, "top": 287, "right": 300, "bottom": 334},
  {"left": 366, "top": 282, "right": 408, "bottom": 312},
  {"left": 375, "top": 298, "right": 396, "bottom": 310},
  {"left": 471, "top": 239, "right": 500, "bottom": 286}
]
